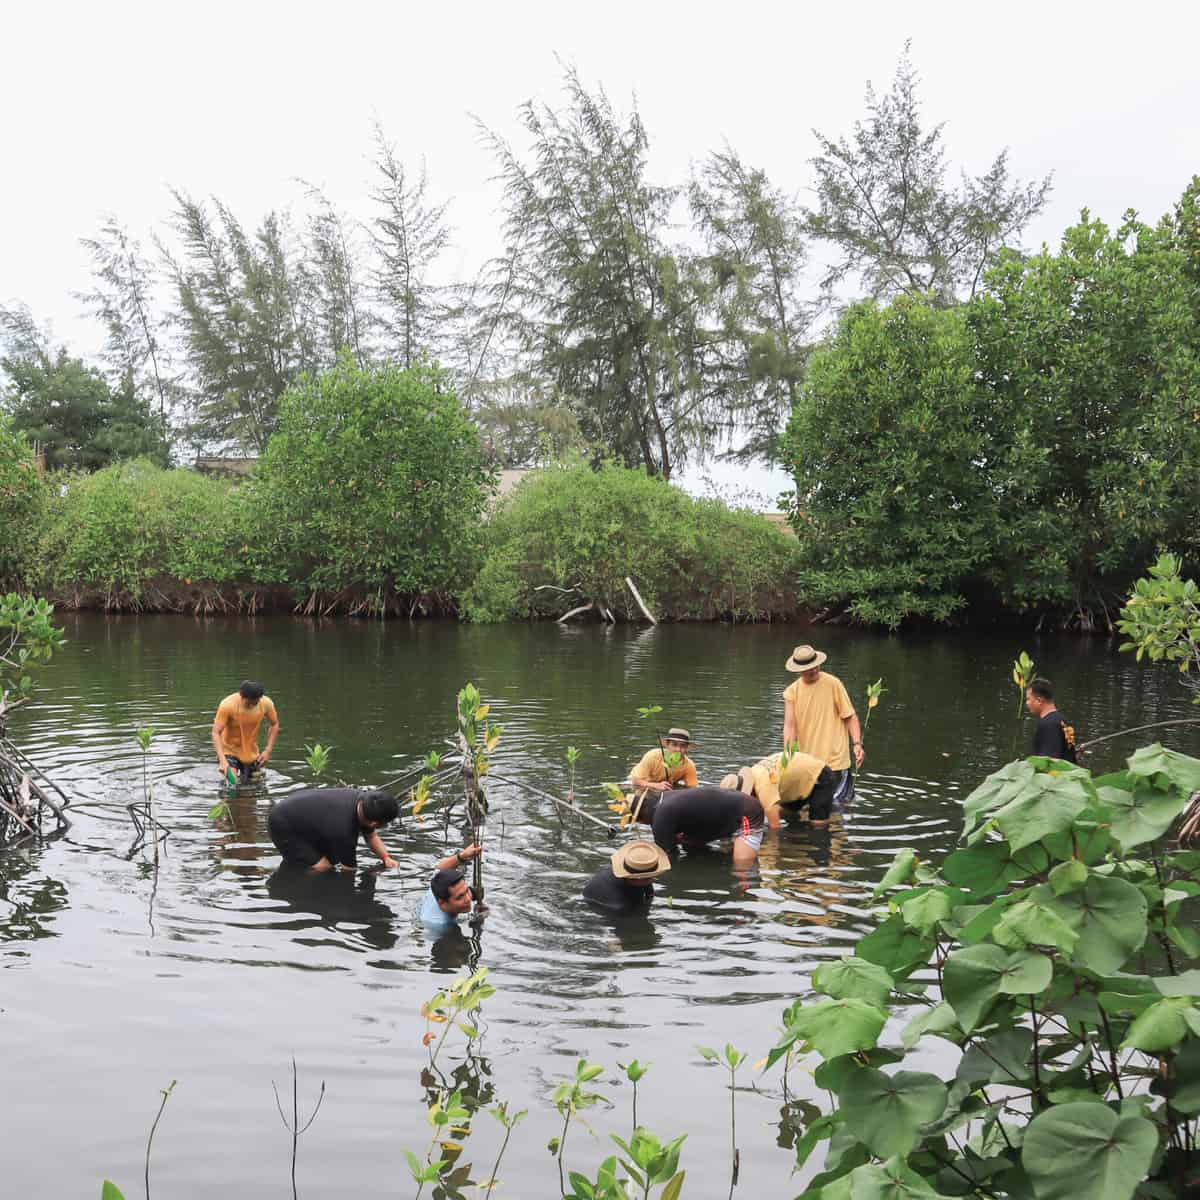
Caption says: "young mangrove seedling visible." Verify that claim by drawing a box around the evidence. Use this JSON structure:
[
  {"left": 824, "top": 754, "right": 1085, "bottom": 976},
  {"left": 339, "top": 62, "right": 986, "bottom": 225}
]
[
  {"left": 272, "top": 1059, "right": 325, "bottom": 1200},
  {"left": 420, "top": 968, "right": 496, "bottom": 1069},
  {"left": 618, "top": 1059, "right": 650, "bottom": 1137},
  {"left": 483, "top": 1102, "right": 528, "bottom": 1200},
  {"left": 697, "top": 1044, "right": 747, "bottom": 1195},
  {"left": 407, "top": 1088, "right": 471, "bottom": 1199},
  {"left": 303, "top": 742, "right": 332, "bottom": 778},
  {"left": 551, "top": 1058, "right": 606, "bottom": 1194},
  {"left": 610, "top": 1126, "right": 687, "bottom": 1200},
  {"left": 565, "top": 745, "right": 580, "bottom": 798},
  {"left": 863, "top": 677, "right": 886, "bottom": 730}
]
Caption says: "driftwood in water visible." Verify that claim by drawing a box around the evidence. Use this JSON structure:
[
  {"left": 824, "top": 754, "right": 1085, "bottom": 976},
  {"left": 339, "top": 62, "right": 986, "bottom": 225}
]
[{"left": 624, "top": 576, "right": 657, "bottom": 625}]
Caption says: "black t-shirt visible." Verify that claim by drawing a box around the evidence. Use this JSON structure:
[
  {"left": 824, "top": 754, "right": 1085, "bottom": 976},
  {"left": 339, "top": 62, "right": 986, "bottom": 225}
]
[
  {"left": 268, "top": 788, "right": 371, "bottom": 867},
  {"left": 1033, "top": 711, "right": 1078, "bottom": 764},
  {"left": 650, "top": 786, "right": 764, "bottom": 851},
  {"left": 582, "top": 865, "right": 655, "bottom": 911}
]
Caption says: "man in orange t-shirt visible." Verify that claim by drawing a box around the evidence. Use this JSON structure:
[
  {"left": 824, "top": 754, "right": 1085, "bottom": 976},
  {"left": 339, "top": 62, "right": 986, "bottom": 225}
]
[
  {"left": 212, "top": 680, "right": 280, "bottom": 783},
  {"left": 782, "top": 645, "right": 862, "bottom": 806}
]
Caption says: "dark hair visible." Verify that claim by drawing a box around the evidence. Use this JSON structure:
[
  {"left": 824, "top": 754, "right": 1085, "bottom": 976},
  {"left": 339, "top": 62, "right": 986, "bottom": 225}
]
[
  {"left": 1028, "top": 678, "right": 1054, "bottom": 702},
  {"left": 360, "top": 791, "right": 400, "bottom": 824},
  {"left": 239, "top": 680, "right": 265, "bottom": 702},
  {"left": 430, "top": 868, "right": 465, "bottom": 901}
]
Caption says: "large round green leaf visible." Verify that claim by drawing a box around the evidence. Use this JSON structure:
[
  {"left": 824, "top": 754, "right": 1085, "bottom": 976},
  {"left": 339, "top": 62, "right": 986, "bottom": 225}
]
[
  {"left": 1121, "top": 997, "right": 1200, "bottom": 1053},
  {"left": 786, "top": 997, "right": 887, "bottom": 1059},
  {"left": 992, "top": 773, "right": 1093, "bottom": 853},
  {"left": 1125, "top": 743, "right": 1200, "bottom": 796},
  {"left": 962, "top": 760, "right": 1038, "bottom": 837},
  {"left": 943, "top": 945, "right": 1053, "bottom": 1032},
  {"left": 1100, "top": 779, "right": 1185, "bottom": 852},
  {"left": 840, "top": 1068, "right": 948, "bottom": 1158},
  {"left": 1022, "top": 1102, "right": 1156, "bottom": 1200},
  {"left": 839, "top": 1156, "right": 948, "bottom": 1198},
  {"left": 856, "top": 914, "right": 934, "bottom": 982},
  {"left": 1039, "top": 876, "right": 1148, "bottom": 973},
  {"left": 943, "top": 843, "right": 1028, "bottom": 899},
  {"left": 813, "top": 957, "right": 895, "bottom": 1008}
]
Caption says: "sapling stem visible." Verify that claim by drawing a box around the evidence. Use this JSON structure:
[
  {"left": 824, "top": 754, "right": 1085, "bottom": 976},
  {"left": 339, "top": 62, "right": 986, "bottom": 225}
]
[{"left": 144, "top": 1079, "right": 176, "bottom": 1200}]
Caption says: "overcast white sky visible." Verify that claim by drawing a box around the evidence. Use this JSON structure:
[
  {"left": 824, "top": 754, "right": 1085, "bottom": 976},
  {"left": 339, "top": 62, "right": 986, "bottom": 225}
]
[{"left": 3, "top": 0, "right": 1198, "bottom": 501}]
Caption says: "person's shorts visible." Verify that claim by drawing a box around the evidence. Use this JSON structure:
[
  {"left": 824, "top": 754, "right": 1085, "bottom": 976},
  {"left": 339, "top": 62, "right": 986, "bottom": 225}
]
[
  {"left": 780, "top": 767, "right": 837, "bottom": 822},
  {"left": 733, "top": 814, "right": 765, "bottom": 852},
  {"left": 228, "top": 755, "right": 260, "bottom": 782},
  {"left": 267, "top": 806, "right": 321, "bottom": 867}
]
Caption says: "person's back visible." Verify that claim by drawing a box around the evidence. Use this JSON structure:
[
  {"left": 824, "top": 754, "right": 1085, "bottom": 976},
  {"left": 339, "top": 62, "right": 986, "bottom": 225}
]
[
  {"left": 649, "top": 786, "right": 762, "bottom": 849},
  {"left": 268, "top": 788, "right": 371, "bottom": 868}
]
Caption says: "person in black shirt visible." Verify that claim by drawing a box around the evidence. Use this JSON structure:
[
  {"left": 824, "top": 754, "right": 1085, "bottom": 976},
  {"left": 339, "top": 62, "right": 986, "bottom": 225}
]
[
  {"left": 582, "top": 840, "right": 671, "bottom": 911},
  {"left": 633, "top": 786, "right": 766, "bottom": 867},
  {"left": 1025, "top": 678, "right": 1078, "bottom": 764},
  {"left": 268, "top": 788, "right": 401, "bottom": 870}
]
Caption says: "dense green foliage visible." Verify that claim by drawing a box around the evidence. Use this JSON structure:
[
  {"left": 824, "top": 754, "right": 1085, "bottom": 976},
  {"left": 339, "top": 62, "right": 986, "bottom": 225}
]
[
  {"left": 0, "top": 413, "right": 43, "bottom": 587},
  {"left": 1119, "top": 554, "right": 1200, "bottom": 704},
  {"left": 784, "top": 180, "right": 1200, "bottom": 628},
  {"left": 463, "top": 461, "right": 799, "bottom": 622},
  {"left": 32, "top": 460, "right": 246, "bottom": 608},
  {"left": 1, "top": 347, "right": 167, "bottom": 471},
  {"left": 249, "top": 359, "right": 492, "bottom": 613},
  {"left": 774, "top": 744, "right": 1200, "bottom": 1198},
  {"left": 0, "top": 593, "right": 64, "bottom": 722}
]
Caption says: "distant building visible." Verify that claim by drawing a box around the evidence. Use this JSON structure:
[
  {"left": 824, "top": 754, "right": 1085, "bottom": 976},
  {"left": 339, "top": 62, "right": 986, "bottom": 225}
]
[{"left": 194, "top": 456, "right": 258, "bottom": 478}]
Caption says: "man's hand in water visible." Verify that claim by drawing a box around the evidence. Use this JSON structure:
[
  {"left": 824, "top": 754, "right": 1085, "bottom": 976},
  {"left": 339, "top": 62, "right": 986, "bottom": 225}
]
[
  {"left": 254, "top": 751, "right": 271, "bottom": 768},
  {"left": 381, "top": 855, "right": 398, "bottom": 869}
]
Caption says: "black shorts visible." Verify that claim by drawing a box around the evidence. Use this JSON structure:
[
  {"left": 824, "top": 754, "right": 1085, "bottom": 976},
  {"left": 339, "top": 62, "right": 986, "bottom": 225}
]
[
  {"left": 780, "top": 767, "right": 836, "bottom": 822},
  {"left": 268, "top": 806, "right": 321, "bottom": 867},
  {"left": 228, "top": 755, "right": 260, "bottom": 782}
]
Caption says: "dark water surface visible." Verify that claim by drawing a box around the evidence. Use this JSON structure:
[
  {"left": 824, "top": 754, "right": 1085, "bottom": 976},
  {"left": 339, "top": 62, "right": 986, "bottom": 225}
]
[{"left": 3, "top": 615, "right": 1198, "bottom": 1198}]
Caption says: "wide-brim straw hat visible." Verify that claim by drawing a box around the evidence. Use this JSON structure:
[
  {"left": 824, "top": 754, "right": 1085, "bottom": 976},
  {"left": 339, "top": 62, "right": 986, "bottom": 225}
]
[
  {"left": 720, "top": 770, "right": 754, "bottom": 796},
  {"left": 664, "top": 727, "right": 692, "bottom": 745},
  {"left": 785, "top": 644, "right": 827, "bottom": 673},
  {"left": 611, "top": 840, "right": 671, "bottom": 879}
]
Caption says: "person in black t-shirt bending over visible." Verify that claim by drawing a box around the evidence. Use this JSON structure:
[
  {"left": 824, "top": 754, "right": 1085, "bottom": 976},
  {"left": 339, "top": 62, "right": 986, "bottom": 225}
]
[
  {"left": 633, "top": 786, "right": 766, "bottom": 868},
  {"left": 268, "top": 788, "right": 402, "bottom": 870},
  {"left": 1024, "top": 678, "right": 1078, "bottom": 764},
  {"left": 582, "top": 840, "right": 671, "bottom": 912}
]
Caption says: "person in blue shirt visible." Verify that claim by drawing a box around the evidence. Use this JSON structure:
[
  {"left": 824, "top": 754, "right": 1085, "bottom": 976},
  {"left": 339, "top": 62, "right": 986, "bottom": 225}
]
[{"left": 419, "top": 843, "right": 482, "bottom": 933}]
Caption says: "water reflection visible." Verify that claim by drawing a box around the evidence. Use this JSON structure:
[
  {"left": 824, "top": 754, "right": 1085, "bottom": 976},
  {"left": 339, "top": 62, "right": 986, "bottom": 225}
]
[{"left": 265, "top": 864, "right": 398, "bottom": 953}]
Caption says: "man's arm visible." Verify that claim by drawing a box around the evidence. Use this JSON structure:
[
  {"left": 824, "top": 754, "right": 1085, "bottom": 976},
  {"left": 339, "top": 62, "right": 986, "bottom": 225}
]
[
  {"left": 845, "top": 713, "right": 864, "bottom": 768},
  {"left": 631, "top": 751, "right": 670, "bottom": 792},
  {"left": 310, "top": 856, "right": 334, "bottom": 872},
  {"left": 364, "top": 830, "right": 398, "bottom": 869},
  {"left": 256, "top": 704, "right": 280, "bottom": 767},
  {"left": 681, "top": 760, "right": 699, "bottom": 788},
  {"left": 435, "top": 843, "right": 481, "bottom": 872},
  {"left": 211, "top": 715, "right": 229, "bottom": 773}
]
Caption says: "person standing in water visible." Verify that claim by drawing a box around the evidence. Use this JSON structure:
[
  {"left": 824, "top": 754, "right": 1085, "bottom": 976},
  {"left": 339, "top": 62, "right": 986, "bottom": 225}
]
[
  {"left": 212, "top": 680, "right": 280, "bottom": 783},
  {"left": 1025, "top": 678, "right": 1078, "bottom": 763},
  {"left": 782, "top": 645, "right": 862, "bottom": 805}
]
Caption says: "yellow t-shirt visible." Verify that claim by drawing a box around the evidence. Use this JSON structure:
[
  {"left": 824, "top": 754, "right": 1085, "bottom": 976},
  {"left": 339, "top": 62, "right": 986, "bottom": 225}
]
[
  {"left": 214, "top": 693, "right": 278, "bottom": 761},
  {"left": 748, "top": 751, "right": 826, "bottom": 819},
  {"left": 630, "top": 748, "right": 699, "bottom": 789},
  {"left": 783, "top": 672, "right": 855, "bottom": 771}
]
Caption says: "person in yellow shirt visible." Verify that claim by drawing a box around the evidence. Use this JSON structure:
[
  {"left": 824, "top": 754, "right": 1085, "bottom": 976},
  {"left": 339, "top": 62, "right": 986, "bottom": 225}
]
[
  {"left": 781, "top": 645, "right": 862, "bottom": 806},
  {"left": 212, "top": 680, "right": 280, "bottom": 783},
  {"left": 629, "top": 728, "right": 699, "bottom": 793},
  {"left": 721, "top": 749, "right": 836, "bottom": 828}
]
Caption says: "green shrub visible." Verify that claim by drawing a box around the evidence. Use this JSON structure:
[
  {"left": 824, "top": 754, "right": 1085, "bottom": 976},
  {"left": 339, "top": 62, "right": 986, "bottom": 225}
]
[
  {"left": 34, "top": 460, "right": 245, "bottom": 605},
  {"left": 771, "top": 745, "right": 1200, "bottom": 1197},
  {"left": 248, "top": 358, "right": 493, "bottom": 613},
  {"left": 0, "top": 413, "right": 44, "bottom": 587},
  {"left": 463, "top": 460, "right": 800, "bottom": 622}
]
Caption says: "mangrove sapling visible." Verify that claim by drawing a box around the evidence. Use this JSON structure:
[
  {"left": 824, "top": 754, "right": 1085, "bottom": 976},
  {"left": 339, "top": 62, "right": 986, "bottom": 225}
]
[
  {"left": 272, "top": 1059, "right": 325, "bottom": 1200},
  {"left": 697, "top": 1044, "right": 746, "bottom": 1194},
  {"left": 610, "top": 1127, "right": 687, "bottom": 1200},
  {"left": 618, "top": 1059, "right": 649, "bottom": 1138},
  {"left": 566, "top": 745, "right": 580, "bottom": 800},
  {"left": 863, "top": 678, "right": 885, "bottom": 731},
  {"left": 1011, "top": 649, "right": 1034, "bottom": 753},
  {"left": 131, "top": 727, "right": 169, "bottom": 856},
  {"left": 406, "top": 1089, "right": 471, "bottom": 1199},
  {"left": 421, "top": 969, "right": 496, "bottom": 1070},
  {"left": 302, "top": 742, "right": 332, "bottom": 778},
  {"left": 144, "top": 1078, "right": 176, "bottom": 1200},
  {"left": 551, "top": 1059, "right": 606, "bottom": 1194},
  {"left": 482, "top": 1102, "right": 528, "bottom": 1200}
]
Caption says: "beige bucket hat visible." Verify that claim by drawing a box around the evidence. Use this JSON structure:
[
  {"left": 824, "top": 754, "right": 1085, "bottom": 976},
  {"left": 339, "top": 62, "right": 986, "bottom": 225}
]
[{"left": 611, "top": 840, "right": 671, "bottom": 879}]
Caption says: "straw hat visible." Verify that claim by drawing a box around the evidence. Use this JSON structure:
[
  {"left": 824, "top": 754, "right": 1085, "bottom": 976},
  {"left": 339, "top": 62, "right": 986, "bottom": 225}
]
[
  {"left": 785, "top": 644, "right": 827, "bottom": 673},
  {"left": 611, "top": 840, "right": 671, "bottom": 879},
  {"left": 664, "top": 727, "right": 692, "bottom": 744},
  {"left": 720, "top": 769, "right": 754, "bottom": 795}
]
